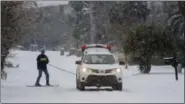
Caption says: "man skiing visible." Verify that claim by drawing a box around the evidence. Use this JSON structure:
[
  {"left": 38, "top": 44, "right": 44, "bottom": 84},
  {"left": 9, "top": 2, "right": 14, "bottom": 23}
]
[{"left": 35, "top": 50, "right": 50, "bottom": 86}]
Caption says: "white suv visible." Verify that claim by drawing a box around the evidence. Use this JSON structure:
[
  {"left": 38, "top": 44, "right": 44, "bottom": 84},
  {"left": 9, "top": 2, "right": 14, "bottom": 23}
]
[{"left": 75, "top": 44, "right": 125, "bottom": 91}]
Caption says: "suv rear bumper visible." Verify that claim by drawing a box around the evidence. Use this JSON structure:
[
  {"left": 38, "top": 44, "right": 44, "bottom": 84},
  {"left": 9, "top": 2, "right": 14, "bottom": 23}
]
[{"left": 83, "top": 75, "right": 122, "bottom": 86}]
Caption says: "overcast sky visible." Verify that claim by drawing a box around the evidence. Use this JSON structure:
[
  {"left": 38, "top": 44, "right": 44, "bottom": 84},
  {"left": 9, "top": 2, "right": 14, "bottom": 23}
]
[{"left": 37, "top": 1, "right": 69, "bottom": 7}]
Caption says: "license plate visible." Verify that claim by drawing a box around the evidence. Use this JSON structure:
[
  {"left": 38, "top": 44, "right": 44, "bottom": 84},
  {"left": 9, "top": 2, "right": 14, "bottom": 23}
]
[{"left": 100, "top": 70, "right": 104, "bottom": 73}]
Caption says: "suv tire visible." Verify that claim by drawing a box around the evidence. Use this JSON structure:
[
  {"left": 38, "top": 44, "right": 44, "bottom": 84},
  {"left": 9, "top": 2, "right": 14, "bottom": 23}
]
[
  {"left": 112, "top": 83, "right": 122, "bottom": 91},
  {"left": 79, "top": 82, "right": 85, "bottom": 91}
]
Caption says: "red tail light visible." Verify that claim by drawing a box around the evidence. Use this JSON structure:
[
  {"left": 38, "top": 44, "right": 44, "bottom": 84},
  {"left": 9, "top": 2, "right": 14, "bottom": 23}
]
[
  {"left": 81, "top": 44, "right": 87, "bottom": 51},
  {"left": 105, "top": 45, "right": 111, "bottom": 50},
  {"left": 81, "top": 44, "right": 111, "bottom": 52}
]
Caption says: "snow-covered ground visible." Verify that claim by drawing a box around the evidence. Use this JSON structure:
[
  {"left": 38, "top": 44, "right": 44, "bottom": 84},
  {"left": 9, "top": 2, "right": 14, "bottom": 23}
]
[{"left": 1, "top": 51, "right": 184, "bottom": 103}]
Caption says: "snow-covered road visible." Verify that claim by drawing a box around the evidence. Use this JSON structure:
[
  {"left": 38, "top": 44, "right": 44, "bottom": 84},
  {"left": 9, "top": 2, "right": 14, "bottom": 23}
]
[{"left": 1, "top": 51, "right": 184, "bottom": 103}]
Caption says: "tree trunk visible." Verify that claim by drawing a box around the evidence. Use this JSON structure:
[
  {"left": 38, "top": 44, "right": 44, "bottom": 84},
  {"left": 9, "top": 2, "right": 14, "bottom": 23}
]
[
  {"left": 125, "top": 54, "right": 128, "bottom": 69},
  {"left": 139, "top": 56, "right": 151, "bottom": 73}
]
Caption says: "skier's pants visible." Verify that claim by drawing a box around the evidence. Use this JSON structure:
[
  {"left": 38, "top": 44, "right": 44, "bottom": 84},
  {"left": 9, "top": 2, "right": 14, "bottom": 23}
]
[{"left": 35, "top": 69, "right": 49, "bottom": 84}]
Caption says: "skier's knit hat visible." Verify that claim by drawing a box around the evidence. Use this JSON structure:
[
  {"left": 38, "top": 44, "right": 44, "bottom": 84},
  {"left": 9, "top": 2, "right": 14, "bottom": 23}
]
[{"left": 41, "top": 49, "right": 45, "bottom": 54}]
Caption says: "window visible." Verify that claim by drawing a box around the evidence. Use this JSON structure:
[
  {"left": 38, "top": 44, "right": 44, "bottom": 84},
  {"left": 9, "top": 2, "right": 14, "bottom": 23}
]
[{"left": 83, "top": 54, "right": 116, "bottom": 64}]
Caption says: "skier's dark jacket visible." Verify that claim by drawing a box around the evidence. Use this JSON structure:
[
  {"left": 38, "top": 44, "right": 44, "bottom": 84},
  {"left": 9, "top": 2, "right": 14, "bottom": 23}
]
[{"left": 37, "top": 54, "right": 49, "bottom": 70}]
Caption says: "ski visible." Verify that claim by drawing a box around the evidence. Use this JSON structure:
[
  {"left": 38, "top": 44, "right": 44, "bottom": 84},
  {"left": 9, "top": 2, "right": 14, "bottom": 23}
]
[{"left": 26, "top": 84, "right": 59, "bottom": 87}]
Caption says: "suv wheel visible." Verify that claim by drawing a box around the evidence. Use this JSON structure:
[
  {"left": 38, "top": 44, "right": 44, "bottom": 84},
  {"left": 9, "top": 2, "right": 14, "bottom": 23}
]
[
  {"left": 76, "top": 73, "right": 78, "bottom": 89},
  {"left": 76, "top": 79, "right": 79, "bottom": 89},
  {"left": 79, "top": 82, "right": 85, "bottom": 91},
  {"left": 112, "top": 83, "right": 122, "bottom": 91}
]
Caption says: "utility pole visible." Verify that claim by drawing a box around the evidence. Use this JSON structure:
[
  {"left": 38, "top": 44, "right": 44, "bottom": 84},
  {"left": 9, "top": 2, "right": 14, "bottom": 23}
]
[{"left": 89, "top": 2, "right": 96, "bottom": 44}]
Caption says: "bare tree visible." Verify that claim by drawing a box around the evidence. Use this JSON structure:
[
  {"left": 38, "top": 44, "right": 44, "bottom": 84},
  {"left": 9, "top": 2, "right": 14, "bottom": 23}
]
[{"left": 1, "top": 1, "right": 37, "bottom": 79}]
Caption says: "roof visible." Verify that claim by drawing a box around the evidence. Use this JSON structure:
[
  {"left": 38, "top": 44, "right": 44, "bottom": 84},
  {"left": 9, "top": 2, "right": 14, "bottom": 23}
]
[
  {"left": 85, "top": 51, "right": 112, "bottom": 55},
  {"left": 81, "top": 44, "right": 111, "bottom": 52},
  {"left": 84, "top": 48, "right": 110, "bottom": 53},
  {"left": 86, "top": 44, "right": 105, "bottom": 47},
  {"left": 84, "top": 48, "right": 112, "bottom": 55}
]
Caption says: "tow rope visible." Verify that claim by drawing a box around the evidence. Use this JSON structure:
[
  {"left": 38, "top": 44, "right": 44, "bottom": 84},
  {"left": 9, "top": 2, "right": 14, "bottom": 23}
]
[
  {"left": 48, "top": 64, "right": 76, "bottom": 75},
  {"left": 48, "top": 64, "right": 141, "bottom": 77}
]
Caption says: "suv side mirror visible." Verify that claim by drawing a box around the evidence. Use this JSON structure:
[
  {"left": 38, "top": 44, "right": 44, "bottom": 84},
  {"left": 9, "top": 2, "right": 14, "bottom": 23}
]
[
  {"left": 119, "top": 61, "right": 125, "bottom": 65},
  {"left": 75, "top": 60, "right": 81, "bottom": 65}
]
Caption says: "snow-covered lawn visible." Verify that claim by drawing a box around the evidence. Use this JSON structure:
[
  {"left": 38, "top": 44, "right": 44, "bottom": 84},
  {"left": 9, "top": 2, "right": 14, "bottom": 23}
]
[{"left": 1, "top": 51, "right": 184, "bottom": 103}]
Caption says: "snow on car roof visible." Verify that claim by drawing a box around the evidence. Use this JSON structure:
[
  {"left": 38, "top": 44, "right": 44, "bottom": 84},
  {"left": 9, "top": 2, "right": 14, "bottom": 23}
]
[
  {"left": 84, "top": 48, "right": 110, "bottom": 53},
  {"left": 86, "top": 44, "right": 105, "bottom": 47},
  {"left": 85, "top": 51, "right": 112, "bottom": 55}
]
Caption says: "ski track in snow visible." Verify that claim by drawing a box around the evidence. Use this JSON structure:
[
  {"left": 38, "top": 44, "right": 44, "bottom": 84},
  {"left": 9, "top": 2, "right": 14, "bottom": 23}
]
[{"left": 1, "top": 50, "right": 184, "bottom": 103}]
